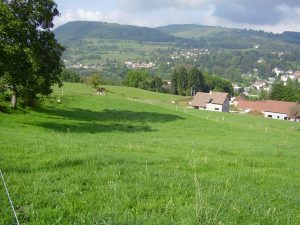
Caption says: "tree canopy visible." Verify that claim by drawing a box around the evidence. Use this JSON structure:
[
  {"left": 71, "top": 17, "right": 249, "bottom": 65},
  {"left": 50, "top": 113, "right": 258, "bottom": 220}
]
[
  {"left": 0, "top": 0, "right": 64, "bottom": 107},
  {"left": 60, "top": 69, "right": 80, "bottom": 83},
  {"left": 270, "top": 80, "right": 300, "bottom": 102},
  {"left": 171, "top": 66, "right": 233, "bottom": 96},
  {"left": 290, "top": 103, "right": 300, "bottom": 121},
  {"left": 123, "top": 70, "right": 151, "bottom": 89},
  {"left": 171, "top": 66, "right": 205, "bottom": 96}
]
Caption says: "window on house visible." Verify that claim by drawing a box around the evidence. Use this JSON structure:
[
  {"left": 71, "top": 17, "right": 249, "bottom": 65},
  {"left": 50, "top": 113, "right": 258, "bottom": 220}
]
[
  {"left": 277, "top": 116, "right": 280, "bottom": 119},
  {"left": 284, "top": 117, "right": 287, "bottom": 120},
  {"left": 215, "top": 108, "right": 219, "bottom": 111},
  {"left": 268, "top": 115, "right": 272, "bottom": 118}
]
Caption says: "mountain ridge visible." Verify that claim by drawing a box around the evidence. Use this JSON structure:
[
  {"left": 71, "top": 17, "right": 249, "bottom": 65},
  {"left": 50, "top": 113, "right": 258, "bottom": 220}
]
[
  {"left": 54, "top": 21, "right": 179, "bottom": 44},
  {"left": 157, "top": 24, "right": 300, "bottom": 45},
  {"left": 54, "top": 21, "right": 300, "bottom": 49}
]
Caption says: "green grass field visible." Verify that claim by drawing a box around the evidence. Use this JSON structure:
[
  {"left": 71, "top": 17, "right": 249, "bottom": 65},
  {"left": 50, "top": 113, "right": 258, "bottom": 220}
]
[
  {"left": 0, "top": 83, "right": 300, "bottom": 224},
  {"left": 64, "top": 39, "right": 174, "bottom": 66}
]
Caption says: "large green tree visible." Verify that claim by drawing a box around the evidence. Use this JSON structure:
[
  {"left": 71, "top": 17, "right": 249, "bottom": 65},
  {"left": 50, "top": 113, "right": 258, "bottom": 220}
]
[
  {"left": 188, "top": 67, "right": 204, "bottom": 96},
  {"left": 270, "top": 81, "right": 300, "bottom": 102},
  {"left": 290, "top": 103, "right": 300, "bottom": 121},
  {"left": 171, "top": 69, "right": 179, "bottom": 95},
  {"left": 123, "top": 70, "right": 151, "bottom": 89},
  {"left": 151, "top": 75, "right": 163, "bottom": 92},
  {"left": 177, "top": 67, "right": 188, "bottom": 95},
  {"left": 0, "top": 0, "right": 64, "bottom": 108},
  {"left": 203, "top": 72, "right": 234, "bottom": 96},
  {"left": 60, "top": 69, "right": 80, "bottom": 83}
]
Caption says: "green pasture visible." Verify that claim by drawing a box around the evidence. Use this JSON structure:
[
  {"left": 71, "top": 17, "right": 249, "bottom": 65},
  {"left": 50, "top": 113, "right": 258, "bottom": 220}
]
[
  {"left": 64, "top": 39, "right": 174, "bottom": 66},
  {"left": 0, "top": 83, "right": 299, "bottom": 224}
]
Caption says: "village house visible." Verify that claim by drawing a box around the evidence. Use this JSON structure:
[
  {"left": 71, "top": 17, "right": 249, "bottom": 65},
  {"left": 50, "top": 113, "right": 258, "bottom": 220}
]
[
  {"left": 252, "top": 80, "right": 268, "bottom": 90},
  {"left": 191, "top": 91, "right": 230, "bottom": 113},
  {"left": 124, "top": 61, "right": 156, "bottom": 69},
  {"left": 272, "top": 67, "right": 284, "bottom": 76},
  {"left": 233, "top": 83, "right": 243, "bottom": 93},
  {"left": 162, "top": 80, "right": 171, "bottom": 88},
  {"left": 235, "top": 99, "right": 297, "bottom": 121},
  {"left": 257, "top": 58, "right": 265, "bottom": 64},
  {"left": 280, "top": 73, "right": 300, "bottom": 85},
  {"left": 294, "top": 71, "right": 300, "bottom": 76}
]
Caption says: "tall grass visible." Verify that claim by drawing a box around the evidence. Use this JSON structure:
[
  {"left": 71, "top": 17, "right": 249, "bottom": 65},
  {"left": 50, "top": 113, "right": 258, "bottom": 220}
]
[{"left": 0, "top": 83, "right": 299, "bottom": 224}]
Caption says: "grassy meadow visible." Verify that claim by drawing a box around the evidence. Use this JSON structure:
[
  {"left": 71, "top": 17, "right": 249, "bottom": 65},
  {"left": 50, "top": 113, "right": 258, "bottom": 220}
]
[
  {"left": 64, "top": 39, "right": 174, "bottom": 66},
  {"left": 0, "top": 83, "right": 300, "bottom": 224}
]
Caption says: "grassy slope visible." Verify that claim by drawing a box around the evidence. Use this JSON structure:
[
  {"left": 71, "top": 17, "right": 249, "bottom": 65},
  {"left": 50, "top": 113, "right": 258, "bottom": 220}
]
[
  {"left": 63, "top": 39, "right": 173, "bottom": 66},
  {"left": 54, "top": 21, "right": 177, "bottom": 44},
  {"left": 157, "top": 24, "right": 230, "bottom": 38},
  {"left": 0, "top": 83, "right": 299, "bottom": 225}
]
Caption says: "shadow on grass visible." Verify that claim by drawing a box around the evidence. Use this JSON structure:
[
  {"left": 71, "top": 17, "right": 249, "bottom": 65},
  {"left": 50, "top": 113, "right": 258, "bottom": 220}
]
[
  {"left": 35, "top": 107, "right": 184, "bottom": 123},
  {"left": 38, "top": 122, "right": 154, "bottom": 133},
  {"left": 31, "top": 107, "right": 184, "bottom": 133}
]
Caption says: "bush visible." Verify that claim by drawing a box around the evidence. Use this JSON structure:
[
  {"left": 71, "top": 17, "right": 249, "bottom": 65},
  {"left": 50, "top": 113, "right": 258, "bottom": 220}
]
[{"left": 247, "top": 110, "right": 263, "bottom": 116}]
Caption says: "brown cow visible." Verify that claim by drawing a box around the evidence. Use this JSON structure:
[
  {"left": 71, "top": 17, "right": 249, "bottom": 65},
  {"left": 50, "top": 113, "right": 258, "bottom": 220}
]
[{"left": 96, "top": 87, "right": 107, "bottom": 96}]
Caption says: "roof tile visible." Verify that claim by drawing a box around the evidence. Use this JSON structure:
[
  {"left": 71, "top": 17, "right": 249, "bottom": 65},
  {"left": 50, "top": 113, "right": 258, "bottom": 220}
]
[
  {"left": 236, "top": 100, "right": 296, "bottom": 116},
  {"left": 191, "top": 92, "right": 228, "bottom": 107}
]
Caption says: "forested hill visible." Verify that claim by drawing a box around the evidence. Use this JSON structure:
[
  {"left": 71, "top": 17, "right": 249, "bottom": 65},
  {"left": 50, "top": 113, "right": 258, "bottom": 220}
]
[
  {"left": 54, "top": 21, "right": 178, "bottom": 44},
  {"left": 55, "top": 21, "right": 300, "bottom": 50},
  {"left": 157, "top": 24, "right": 300, "bottom": 45}
]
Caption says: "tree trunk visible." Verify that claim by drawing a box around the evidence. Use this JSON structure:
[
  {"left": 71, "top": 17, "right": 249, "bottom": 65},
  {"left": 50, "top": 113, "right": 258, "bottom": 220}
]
[{"left": 11, "top": 93, "right": 17, "bottom": 109}]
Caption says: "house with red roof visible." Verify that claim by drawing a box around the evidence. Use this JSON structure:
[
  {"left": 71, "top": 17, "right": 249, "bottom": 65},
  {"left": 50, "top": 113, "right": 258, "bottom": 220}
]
[
  {"left": 191, "top": 91, "right": 229, "bottom": 113},
  {"left": 235, "top": 99, "right": 297, "bottom": 120}
]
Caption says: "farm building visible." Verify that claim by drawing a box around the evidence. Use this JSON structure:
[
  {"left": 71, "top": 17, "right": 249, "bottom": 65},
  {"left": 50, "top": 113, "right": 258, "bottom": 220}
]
[
  {"left": 191, "top": 91, "right": 229, "bottom": 113},
  {"left": 235, "top": 99, "right": 297, "bottom": 121}
]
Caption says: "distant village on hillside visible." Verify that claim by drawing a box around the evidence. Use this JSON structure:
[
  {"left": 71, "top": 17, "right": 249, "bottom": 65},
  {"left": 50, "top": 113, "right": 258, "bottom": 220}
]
[{"left": 234, "top": 70, "right": 300, "bottom": 98}]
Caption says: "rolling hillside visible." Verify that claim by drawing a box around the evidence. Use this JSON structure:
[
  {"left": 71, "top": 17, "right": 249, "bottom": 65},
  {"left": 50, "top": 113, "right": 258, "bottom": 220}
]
[
  {"left": 157, "top": 24, "right": 300, "bottom": 45},
  {"left": 54, "top": 21, "right": 300, "bottom": 49},
  {"left": 54, "top": 21, "right": 178, "bottom": 45},
  {"left": 53, "top": 21, "right": 300, "bottom": 83},
  {"left": 0, "top": 83, "right": 299, "bottom": 224},
  {"left": 157, "top": 24, "right": 231, "bottom": 38}
]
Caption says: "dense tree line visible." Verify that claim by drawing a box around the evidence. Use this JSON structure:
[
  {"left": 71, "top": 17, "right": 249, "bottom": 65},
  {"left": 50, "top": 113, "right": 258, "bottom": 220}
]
[
  {"left": 54, "top": 21, "right": 178, "bottom": 45},
  {"left": 171, "top": 66, "right": 234, "bottom": 96},
  {"left": 123, "top": 70, "right": 163, "bottom": 92},
  {"left": 60, "top": 69, "right": 80, "bottom": 83},
  {"left": 171, "top": 66, "right": 204, "bottom": 96},
  {"left": 269, "top": 80, "right": 300, "bottom": 102}
]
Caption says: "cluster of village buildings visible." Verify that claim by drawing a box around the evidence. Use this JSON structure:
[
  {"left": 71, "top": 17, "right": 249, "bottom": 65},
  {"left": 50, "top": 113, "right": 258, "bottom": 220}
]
[
  {"left": 171, "top": 49, "right": 210, "bottom": 60},
  {"left": 67, "top": 64, "right": 99, "bottom": 69},
  {"left": 124, "top": 49, "right": 210, "bottom": 69},
  {"left": 233, "top": 70, "right": 300, "bottom": 97},
  {"left": 190, "top": 91, "right": 299, "bottom": 121},
  {"left": 65, "top": 60, "right": 158, "bottom": 70},
  {"left": 124, "top": 61, "right": 156, "bottom": 69}
]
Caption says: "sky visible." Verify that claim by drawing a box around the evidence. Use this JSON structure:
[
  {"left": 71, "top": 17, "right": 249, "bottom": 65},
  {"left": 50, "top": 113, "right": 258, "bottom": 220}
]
[{"left": 54, "top": 0, "right": 300, "bottom": 33}]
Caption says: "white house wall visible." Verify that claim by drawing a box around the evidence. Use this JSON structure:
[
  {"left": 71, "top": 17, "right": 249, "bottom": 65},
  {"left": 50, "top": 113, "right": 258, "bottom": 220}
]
[
  {"left": 263, "top": 111, "right": 288, "bottom": 120},
  {"left": 206, "top": 103, "right": 223, "bottom": 112}
]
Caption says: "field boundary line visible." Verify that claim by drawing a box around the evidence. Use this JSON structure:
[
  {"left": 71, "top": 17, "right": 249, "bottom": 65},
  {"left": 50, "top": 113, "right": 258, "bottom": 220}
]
[{"left": 0, "top": 170, "right": 20, "bottom": 225}]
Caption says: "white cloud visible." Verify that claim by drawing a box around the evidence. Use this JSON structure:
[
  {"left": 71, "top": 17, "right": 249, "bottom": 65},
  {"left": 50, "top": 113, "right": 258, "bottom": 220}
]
[
  {"left": 54, "top": 9, "right": 125, "bottom": 28},
  {"left": 54, "top": 7, "right": 211, "bottom": 28},
  {"left": 117, "top": 0, "right": 210, "bottom": 12}
]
